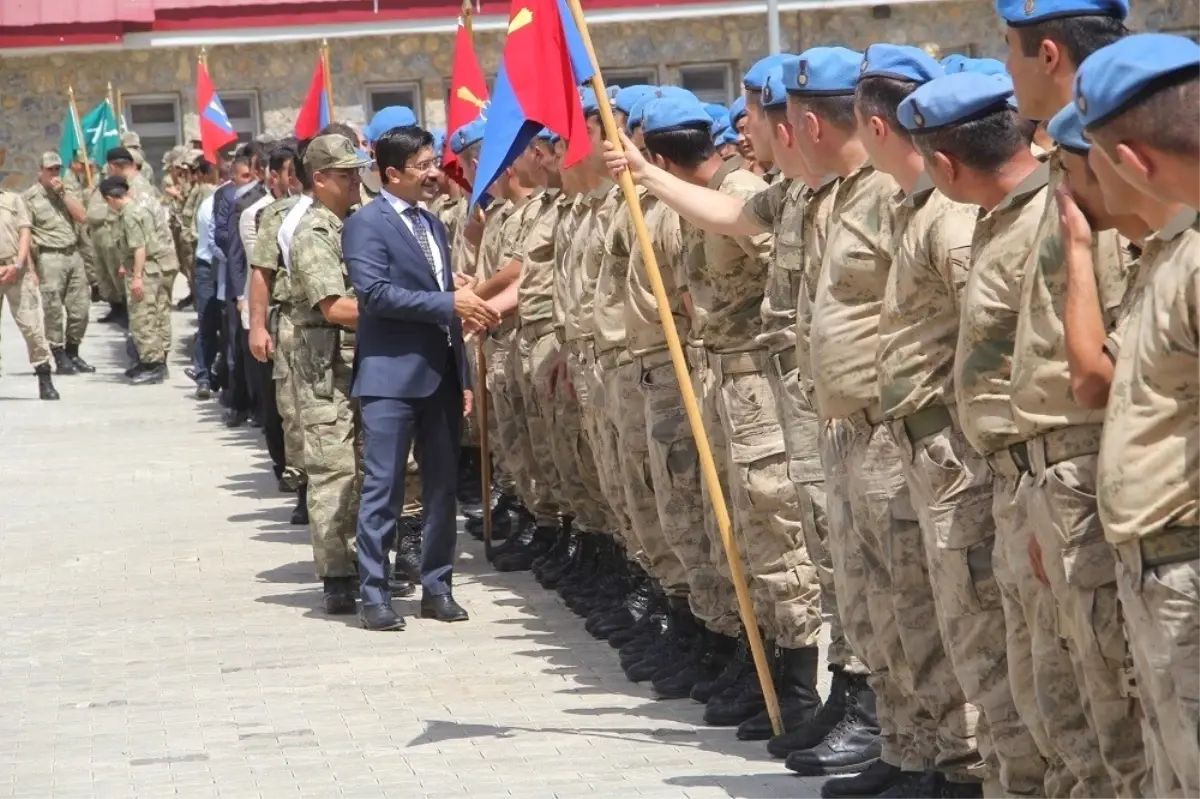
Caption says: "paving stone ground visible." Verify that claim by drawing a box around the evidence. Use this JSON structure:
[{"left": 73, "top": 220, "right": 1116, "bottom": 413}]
[{"left": 0, "top": 303, "right": 829, "bottom": 799}]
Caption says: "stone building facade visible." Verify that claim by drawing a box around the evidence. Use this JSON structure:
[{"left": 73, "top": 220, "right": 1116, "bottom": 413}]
[{"left": 0, "top": 0, "right": 1195, "bottom": 188}]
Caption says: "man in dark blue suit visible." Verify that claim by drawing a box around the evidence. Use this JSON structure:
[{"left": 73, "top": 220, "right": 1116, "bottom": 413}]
[{"left": 343, "top": 125, "right": 500, "bottom": 631}]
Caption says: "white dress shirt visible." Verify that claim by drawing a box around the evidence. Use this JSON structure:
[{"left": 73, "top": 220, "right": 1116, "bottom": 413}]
[
  {"left": 382, "top": 189, "right": 445, "bottom": 290},
  {"left": 240, "top": 193, "right": 275, "bottom": 263},
  {"left": 195, "top": 193, "right": 215, "bottom": 263}
]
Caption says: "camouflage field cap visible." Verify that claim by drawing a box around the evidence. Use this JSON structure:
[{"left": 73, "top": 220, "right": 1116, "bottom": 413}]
[
  {"left": 304, "top": 134, "right": 371, "bottom": 171},
  {"left": 40, "top": 151, "right": 63, "bottom": 169},
  {"left": 121, "top": 131, "right": 142, "bottom": 148}
]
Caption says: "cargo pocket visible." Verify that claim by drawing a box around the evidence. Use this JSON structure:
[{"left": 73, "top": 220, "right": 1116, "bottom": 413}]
[
  {"left": 914, "top": 431, "right": 994, "bottom": 550},
  {"left": 780, "top": 371, "right": 824, "bottom": 485},
  {"left": 720, "top": 372, "right": 785, "bottom": 464},
  {"left": 1043, "top": 458, "right": 1117, "bottom": 589},
  {"left": 296, "top": 327, "right": 338, "bottom": 402}
]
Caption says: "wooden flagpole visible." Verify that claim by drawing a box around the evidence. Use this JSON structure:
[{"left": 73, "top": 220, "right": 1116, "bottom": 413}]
[
  {"left": 67, "top": 86, "right": 94, "bottom": 188},
  {"left": 320, "top": 40, "right": 335, "bottom": 119},
  {"left": 564, "top": 0, "right": 784, "bottom": 737}
]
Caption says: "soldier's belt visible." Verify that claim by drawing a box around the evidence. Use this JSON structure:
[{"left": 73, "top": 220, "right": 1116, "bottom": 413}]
[
  {"left": 710, "top": 348, "right": 768, "bottom": 380},
  {"left": 771, "top": 348, "right": 798, "bottom": 376},
  {"left": 837, "top": 403, "right": 886, "bottom": 429},
  {"left": 900, "top": 404, "right": 954, "bottom": 444},
  {"left": 988, "top": 441, "right": 1031, "bottom": 478},
  {"left": 597, "top": 347, "right": 631, "bottom": 370},
  {"left": 1026, "top": 424, "right": 1103, "bottom": 470},
  {"left": 554, "top": 326, "right": 566, "bottom": 344},
  {"left": 38, "top": 244, "right": 78, "bottom": 255},
  {"left": 637, "top": 347, "right": 675, "bottom": 371},
  {"left": 518, "top": 318, "right": 558, "bottom": 341},
  {"left": 1118, "top": 525, "right": 1200, "bottom": 568}
]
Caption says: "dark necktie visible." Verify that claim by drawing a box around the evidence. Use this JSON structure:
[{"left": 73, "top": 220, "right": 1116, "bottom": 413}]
[{"left": 404, "top": 206, "right": 441, "bottom": 288}]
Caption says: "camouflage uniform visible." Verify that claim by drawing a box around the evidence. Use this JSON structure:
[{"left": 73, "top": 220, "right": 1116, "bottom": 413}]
[
  {"left": 745, "top": 174, "right": 848, "bottom": 665},
  {"left": 879, "top": 175, "right": 1043, "bottom": 792},
  {"left": 1099, "top": 211, "right": 1199, "bottom": 799},
  {"left": 686, "top": 159, "right": 818, "bottom": 650},
  {"left": 86, "top": 186, "right": 124, "bottom": 306},
  {"left": 63, "top": 169, "right": 99, "bottom": 295},
  {"left": 956, "top": 161, "right": 1106, "bottom": 797},
  {"left": 1010, "top": 155, "right": 1147, "bottom": 797},
  {"left": 626, "top": 192, "right": 737, "bottom": 628},
  {"left": 0, "top": 191, "right": 51, "bottom": 371},
  {"left": 811, "top": 162, "right": 952, "bottom": 774},
  {"left": 115, "top": 193, "right": 178, "bottom": 364},
  {"left": 24, "top": 180, "right": 90, "bottom": 351},
  {"left": 252, "top": 195, "right": 308, "bottom": 488},
  {"left": 290, "top": 199, "right": 359, "bottom": 579},
  {"left": 445, "top": 195, "right": 478, "bottom": 450}
]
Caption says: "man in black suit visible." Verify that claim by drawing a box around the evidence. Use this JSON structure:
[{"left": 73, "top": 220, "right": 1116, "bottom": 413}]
[{"left": 343, "top": 126, "right": 500, "bottom": 631}]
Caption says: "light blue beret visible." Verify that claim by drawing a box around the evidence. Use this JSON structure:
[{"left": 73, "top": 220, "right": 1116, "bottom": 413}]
[
  {"left": 366, "top": 106, "right": 418, "bottom": 144},
  {"left": 995, "top": 0, "right": 1127, "bottom": 26},
  {"left": 1075, "top": 33, "right": 1200, "bottom": 128},
  {"left": 783, "top": 48, "right": 863, "bottom": 95},
  {"left": 716, "top": 126, "right": 740, "bottom": 146},
  {"left": 761, "top": 66, "right": 788, "bottom": 108},
  {"left": 449, "top": 117, "right": 486, "bottom": 154},
  {"left": 614, "top": 85, "right": 656, "bottom": 116},
  {"left": 1046, "top": 103, "right": 1089, "bottom": 152},
  {"left": 729, "top": 95, "right": 748, "bottom": 124},
  {"left": 581, "top": 87, "right": 600, "bottom": 115},
  {"left": 704, "top": 103, "right": 728, "bottom": 122},
  {"left": 430, "top": 129, "right": 446, "bottom": 156},
  {"left": 744, "top": 53, "right": 796, "bottom": 91},
  {"left": 954, "top": 57, "right": 1008, "bottom": 76},
  {"left": 628, "top": 87, "right": 700, "bottom": 132},
  {"left": 642, "top": 98, "right": 713, "bottom": 135},
  {"left": 859, "top": 44, "right": 944, "bottom": 83},
  {"left": 897, "top": 72, "right": 1015, "bottom": 132}
]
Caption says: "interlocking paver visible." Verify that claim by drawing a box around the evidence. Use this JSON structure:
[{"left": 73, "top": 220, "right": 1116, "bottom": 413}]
[{"left": 0, "top": 306, "right": 828, "bottom": 798}]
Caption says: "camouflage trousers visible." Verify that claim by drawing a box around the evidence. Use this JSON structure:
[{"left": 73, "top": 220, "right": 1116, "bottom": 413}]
[
  {"left": 273, "top": 313, "right": 307, "bottom": 488},
  {"left": 126, "top": 270, "right": 175, "bottom": 364},
  {"left": 638, "top": 348, "right": 740, "bottom": 631},
  {"left": 990, "top": 459, "right": 1108, "bottom": 798},
  {"left": 0, "top": 267, "right": 51, "bottom": 370},
  {"left": 820, "top": 415, "right": 937, "bottom": 772},
  {"left": 553, "top": 339, "right": 610, "bottom": 534},
  {"left": 402, "top": 449, "right": 423, "bottom": 518},
  {"left": 890, "top": 409, "right": 1045, "bottom": 794},
  {"left": 483, "top": 333, "right": 524, "bottom": 500},
  {"left": 36, "top": 250, "right": 90, "bottom": 349},
  {"left": 90, "top": 224, "right": 125, "bottom": 305},
  {"left": 513, "top": 325, "right": 563, "bottom": 524},
  {"left": 461, "top": 340, "right": 480, "bottom": 448},
  {"left": 614, "top": 358, "right": 689, "bottom": 598},
  {"left": 768, "top": 356, "right": 853, "bottom": 667},
  {"left": 1114, "top": 549, "right": 1199, "bottom": 799},
  {"left": 295, "top": 333, "right": 359, "bottom": 579},
  {"left": 78, "top": 225, "right": 99, "bottom": 294},
  {"left": 588, "top": 349, "right": 638, "bottom": 552},
  {"left": 1027, "top": 437, "right": 1148, "bottom": 798},
  {"left": 174, "top": 230, "right": 194, "bottom": 293}
]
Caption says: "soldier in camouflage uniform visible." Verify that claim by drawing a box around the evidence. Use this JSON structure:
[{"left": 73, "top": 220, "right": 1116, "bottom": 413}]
[
  {"left": 0, "top": 186, "right": 58, "bottom": 399},
  {"left": 162, "top": 146, "right": 195, "bottom": 307},
  {"left": 24, "top": 151, "right": 95, "bottom": 375},
  {"left": 899, "top": 72, "right": 1112, "bottom": 797},
  {"left": 289, "top": 134, "right": 368, "bottom": 616},
  {"left": 101, "top": 173, "right": 178, "bottom": 384},
  {"left": 62, "top": 156, "right": 99, "bottom": 300},
  {"left": 122, "top": 131, "right": 155, "bottom": 187}
]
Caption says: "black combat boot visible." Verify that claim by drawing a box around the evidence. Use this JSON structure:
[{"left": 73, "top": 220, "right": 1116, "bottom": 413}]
[
  {"left": 625, "top": 597, "right": 697, "bottom": 683},
  {"left": 561, "top": 534, "right": 607, "bottom": 606},
  {"left": 465, "top": 489, "right": 517, "bottom": 540},
  {"left": 493, "top": 522, "right": 559, "bottom": 572},
  {"left": 539, "top": 528, "right": 585, "bottom": 588},
  {"left": 131, "top": 362, "right": 166, "bottom": 384},
  {"left": 878, "top": 771, "right": 944, "bottom": 798},
  {"left": 768, "top": 665, "right": 854, "bottom": 758},
  {"left": 691, "top": 631, "right": 749, "bottom": 703},
  {"left": 584, "top": 554, "right": 633, "bottom": 630},
  {"left": 98, "top": 302, "right": 125, "bottom": 324},
  {"left": 64, "top": 343, "right": 95, "bottom": 373},
  {"left": 703, "top": 639, "right": 773, "bottom": 726},
  {"left": 610, "top": 583, "right": 665, "bottom": 648},
  {"left": 395, "top": 519, "right": 422, "bottom": 583},
  {"left": 591, "top": 571, "right": 650, "bottom": 639},
  {"left": 737, "top": 646, "right": 822, "bottom": 740},
  {"left": 35, "top": 363, "right": 59, "bottom": 400},
  {"left": 322, "top": 577, "right": 357, "bottom": 615},
  {"left": 52, "top": 347, "right": 77, "bottom": 375},
  {"left": 290, "top": 484, "right": 309, "bottom": 525},
  {"left": 652, "top": 629, "right": 738, "bottom": 700},
  {"left": 487, "top": 506, "right": 536, "bottom": 561},
  {"left": 785, "top": 675, "right": 884, "bottom": 781},
  {"left": 533, "top": 516, "right": 573, "bottom": 579},
  {"left": 456, "top": 446, "right": 483, "bottom": 506}
]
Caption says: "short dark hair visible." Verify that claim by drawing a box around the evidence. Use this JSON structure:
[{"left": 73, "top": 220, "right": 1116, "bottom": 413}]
[
  {"left": 192, "top": 157, "right": 215, "bottom": 177},
  {"left": 375, "top": 126, "right": 435, "bottom": 177},
  {"left": 294, "top": 139, "right": 314, "bottom": 191},
  {"left": 643, "top": 122, "right": 716, "bottom": 170},
  {"left": 1088, "top": 74, "right": 1200, "bottom": 157},
  {"left": 855, "top": 76, "right": 920, "bottom": 140},
  {"left": 764, "top": 105, "right": 789, "bottom": 127},
  {"left": 1015, "top": 15, "right": 1127, "bottom": 68},
  {"left": 268, "top": 144, "right": 297, "bottom": 174},
  {"left": 231, "top": 153, "right": 252, "bottom": 171},
  {"left": 791, "top": 94, "right": 858, "bottom": 132},
  {"left": 239, "top": 142, "right": 269, "bottom": 172},
  {"left": 98, "top": 175, "right": 129, "bottom": 198},
  {"left": 744, "top": 88, "right": 764, "bottom": 110},
  {"left": 319, "top": 122, "right": 360, "bottom": 143},
  {"left": 912, "top": 107, "right": 1029, "bottom": 172}
]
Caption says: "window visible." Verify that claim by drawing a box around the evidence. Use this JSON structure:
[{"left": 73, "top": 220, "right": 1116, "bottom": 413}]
[
  {"left": 124, "top": 94, "right": 181, "bottom": 170},
  {"left": 604, "top": 67, "right": 658, "bottom": 88},
  {"left": 221, "top": 91, "right": 260, "bottom": 146},
  {"left": 680, "top": 63, "right": 733, "bottom": 104},
  {"left": 366, "top": 83, "right": 422, "bottom": 124}
]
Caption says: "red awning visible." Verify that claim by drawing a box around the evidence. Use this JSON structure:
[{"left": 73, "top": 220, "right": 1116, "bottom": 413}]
[{"left": 0, "top": 0, "right": 155, "bottom": 27}]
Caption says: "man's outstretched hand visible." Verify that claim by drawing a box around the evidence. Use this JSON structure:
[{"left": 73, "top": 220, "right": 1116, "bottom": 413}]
[
  {"left": 603, "top": 130, "right": 650, "bottom": 183},
  {"left": 454, "top": 287, "right": 500, "bottom": 335}
]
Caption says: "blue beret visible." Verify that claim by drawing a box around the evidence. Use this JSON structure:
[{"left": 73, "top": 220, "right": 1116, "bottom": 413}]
[
  {"left": 950, "top": 57, "right": 1008, "bottom": 76},
  {"left": 729, "top": 95, "right": 748, "bottom": 124},
  {"left": 449, "top": 117, "right": 486, "bottom": 154},
  {"left": 580, "top": 87, "right": 600, "bottom": 115},
  {"left": 760, "top": 66, "right": 789, "bottom": 108},
  {"left": 744, "top": 53, "right": 795, "bottom": 91},
  {"left": 898, "top": 72, "right": 1015, "bottom": 132},
  {"left": 704, "top": 103, "right": 728, "bottom": 122},
  {"left": 614, "top": 85, "right": 656, "bottom": 116},
  {"left": 716, "top": 126, "right": 740, "bottom": 147},
  {"left": 430, "top": 128, "right": 446, "bottom": 156},
  {"left": 940, "top": 54, "right": 970, "bottom": 73},
  {"left": 642, "top": 98, "right": 713, "bottom": 135},
  {"left": 783, "top": 47, "right": 863, "bottom": 95},
  {"left": 859, "top": 44, "right": 944, "bottom": 84},
  {"left": 628, "top": 86, "right": 699, "bottom": 132},
  {"left": 1075, "top": 33, "right": 1200, "bottom": 128},
  {"left": 995, "top": 0, "right": 1127, "bottom": 26},
  {"left": 535, "top": 127, "right": 558, "bottom": 142},
  {"left": 1046, "top": 103, "right": 1089, "bottom": 153},
  {"left": 366, "top": 105, "right": 418, "bottom": 143}
]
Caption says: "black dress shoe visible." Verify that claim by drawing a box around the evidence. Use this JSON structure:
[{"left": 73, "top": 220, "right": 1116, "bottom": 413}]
[
  {"left": 361, "top": 602, "right": 406, "bottom": 631},
  {"left": 420, "top": 593, "right": 469, "bottom": 622},
  {"left": 184, "top": 366, "right": 200, "bottom": 383}
]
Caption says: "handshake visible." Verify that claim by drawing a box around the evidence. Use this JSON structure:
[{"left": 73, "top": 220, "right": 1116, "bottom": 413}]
[{"left": 451, "top": 273, "right": 502, "bottom": 337}]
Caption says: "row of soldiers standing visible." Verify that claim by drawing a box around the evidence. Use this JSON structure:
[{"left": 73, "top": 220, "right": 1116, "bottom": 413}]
[{"left": 422, "top": 2, "right": 1197, "bottom": 798}]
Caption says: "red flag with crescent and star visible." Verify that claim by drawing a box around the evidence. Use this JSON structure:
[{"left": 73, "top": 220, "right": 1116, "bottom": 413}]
[{"left": 443, "top": 14, "right": 490, "bottom": 191}]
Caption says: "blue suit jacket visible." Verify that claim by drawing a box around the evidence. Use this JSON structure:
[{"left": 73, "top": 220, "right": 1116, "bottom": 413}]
[{"left": 343, "top": 194, "right": 471, "bottom": 400}]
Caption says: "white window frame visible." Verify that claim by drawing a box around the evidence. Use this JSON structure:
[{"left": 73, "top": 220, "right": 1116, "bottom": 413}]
[
  {"left": 678, "top": 62, "right": 734, "bottom": 104},
  {"left": 220, "top": 90, "right": 261, "bottom": 143},
  {"left": 604, "top": 66, "right": 659, "bottom": 87},
  {"left": 365, "top": 82, "right": 424, "bottom": 125}
]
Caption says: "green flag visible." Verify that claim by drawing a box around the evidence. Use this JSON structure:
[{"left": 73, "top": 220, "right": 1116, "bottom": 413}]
[{"left": 58, "top": 101, "right": 121, "bottom": 176}]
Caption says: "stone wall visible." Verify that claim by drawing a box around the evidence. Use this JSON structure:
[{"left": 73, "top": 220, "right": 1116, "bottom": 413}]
[{"left": 0, "top": 0, "right": 1195, "bottom": 188}]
